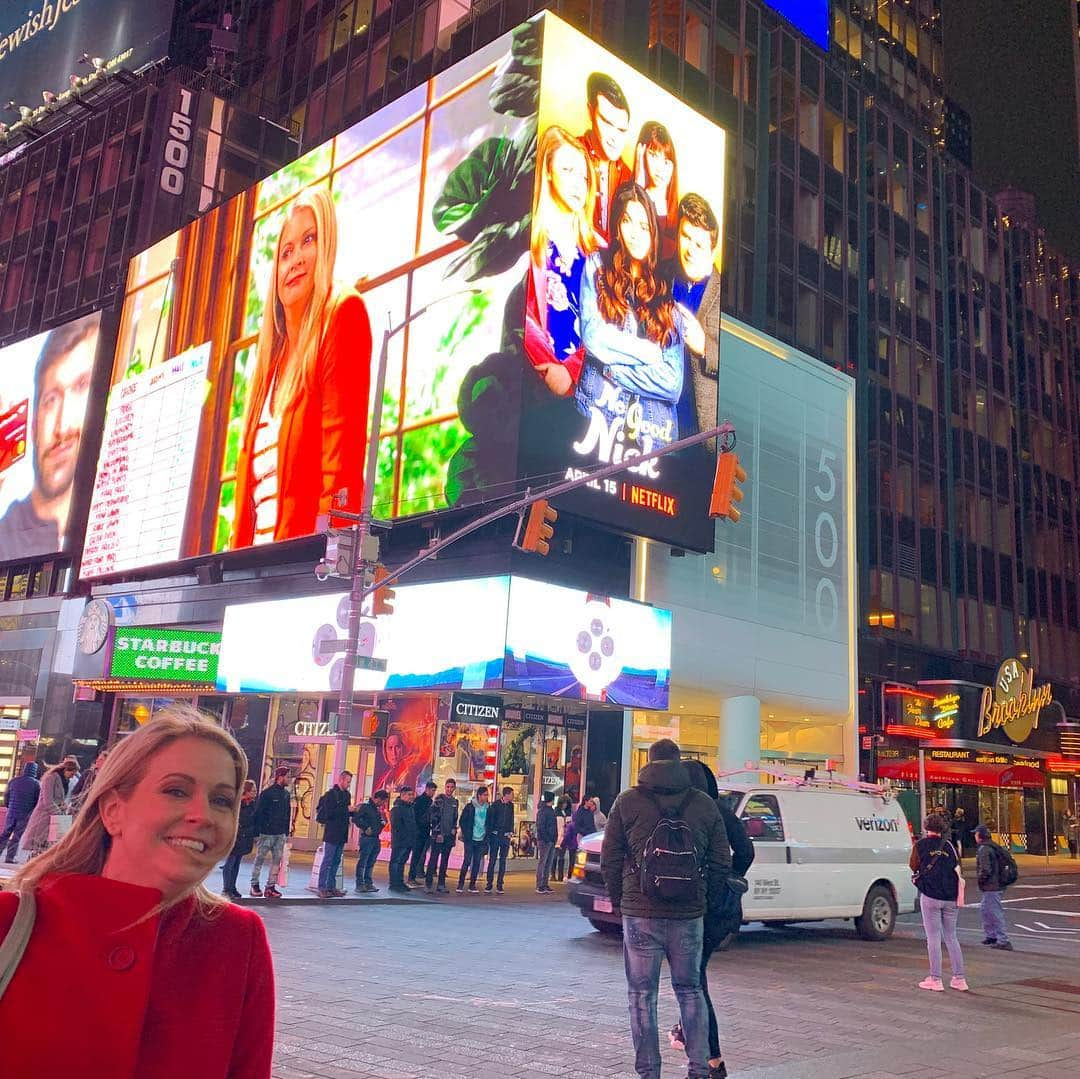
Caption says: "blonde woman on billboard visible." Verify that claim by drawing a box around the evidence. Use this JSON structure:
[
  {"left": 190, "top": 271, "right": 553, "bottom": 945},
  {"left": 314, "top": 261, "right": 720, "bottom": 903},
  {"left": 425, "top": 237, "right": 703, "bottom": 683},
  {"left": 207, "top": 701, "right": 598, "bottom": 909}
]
[
  {"left": 633, "top": 121, "right": 679, "bottom": 262},
  {"left": 525, "top": 126, "right": 600, "bottom": 398},
  {"left": 233, "top": 187, "right": 373, "bottom": 548},
  {"left": 575, "top": 182, "right": 684, "bottom": 445}
]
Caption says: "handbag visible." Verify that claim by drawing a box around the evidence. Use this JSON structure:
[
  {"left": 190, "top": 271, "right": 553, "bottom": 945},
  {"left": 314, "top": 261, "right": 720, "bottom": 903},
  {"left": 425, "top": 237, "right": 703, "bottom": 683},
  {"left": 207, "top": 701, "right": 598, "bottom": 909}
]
[{"left": 0, "top": 889, "right": 37, "bottom": 1001}]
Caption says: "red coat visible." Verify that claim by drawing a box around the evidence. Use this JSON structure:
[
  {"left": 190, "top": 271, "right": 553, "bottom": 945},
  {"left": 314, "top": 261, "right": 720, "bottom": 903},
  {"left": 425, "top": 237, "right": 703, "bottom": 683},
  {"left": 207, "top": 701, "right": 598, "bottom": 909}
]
[
  {"left": 233, "top": 288, "right": 373, "bottom": 548},
  {"left": 0, "top": 874, "right": 274, "bottom": 1078}
]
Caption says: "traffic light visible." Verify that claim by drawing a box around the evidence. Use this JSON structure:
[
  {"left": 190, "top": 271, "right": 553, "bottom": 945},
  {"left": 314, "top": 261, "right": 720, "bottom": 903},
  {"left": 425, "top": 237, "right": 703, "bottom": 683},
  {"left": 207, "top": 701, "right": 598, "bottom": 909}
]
[
  {"left": 514, "top": 499, "right": 558, "bottom": 555},
  {"left": 371, "top": 564, "right": 396, "bottom": 616},
  {"left": 709, "top": 452, "right": 747, "bottom": 521}
]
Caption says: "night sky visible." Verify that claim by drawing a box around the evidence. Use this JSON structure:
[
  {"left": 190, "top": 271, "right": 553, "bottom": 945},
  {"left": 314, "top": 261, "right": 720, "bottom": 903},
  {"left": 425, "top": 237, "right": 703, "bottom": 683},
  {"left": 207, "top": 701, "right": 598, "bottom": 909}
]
[{"left": 942, "top": 0, "right": 1080, "bottom": 258}]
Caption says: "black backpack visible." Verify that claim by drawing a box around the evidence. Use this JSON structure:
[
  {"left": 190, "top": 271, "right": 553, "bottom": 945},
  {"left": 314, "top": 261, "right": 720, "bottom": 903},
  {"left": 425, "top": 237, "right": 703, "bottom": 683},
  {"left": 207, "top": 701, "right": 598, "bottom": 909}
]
[
  {"left": 993, "top": 842, "right": 1020, "bottom": 887},
  {"left": 912, "top": 839, "right": 959, "bottom": 896},
  {"left": 638, "top": 790, "right": 701, "bottom": 903}
]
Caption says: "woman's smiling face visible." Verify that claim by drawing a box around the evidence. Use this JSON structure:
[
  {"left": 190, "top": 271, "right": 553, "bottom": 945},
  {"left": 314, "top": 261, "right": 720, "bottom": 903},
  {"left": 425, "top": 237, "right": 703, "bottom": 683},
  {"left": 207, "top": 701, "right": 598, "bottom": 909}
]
[
  {"left": 276, "top": 206, "right": 318, "bottom": 316},
  {"left": 100, "top": 737, "right": 239, "bottom": 902}
]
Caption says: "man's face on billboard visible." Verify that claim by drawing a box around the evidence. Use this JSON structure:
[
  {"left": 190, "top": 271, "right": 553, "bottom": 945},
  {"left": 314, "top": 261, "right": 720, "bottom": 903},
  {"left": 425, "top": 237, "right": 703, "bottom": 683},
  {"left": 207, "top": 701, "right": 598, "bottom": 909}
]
[
  {"left": 677, "top": 218, "right": 716, "bottom": 284},
  {"left": 33, "top": 333, "right": 95, "bottom": 500},
  {"left": 276, "top": 207, "right": 318, "bottom": 316},
  {"left": 589, "top": 93, "right": 630, "bottom": 163}
]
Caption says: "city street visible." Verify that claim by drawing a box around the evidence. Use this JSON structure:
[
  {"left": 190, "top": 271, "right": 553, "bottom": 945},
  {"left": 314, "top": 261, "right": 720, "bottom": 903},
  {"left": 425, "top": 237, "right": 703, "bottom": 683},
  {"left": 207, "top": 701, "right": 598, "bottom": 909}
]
[{"left": 266, "top": 874, "right": 1080, "bottom": 1079}]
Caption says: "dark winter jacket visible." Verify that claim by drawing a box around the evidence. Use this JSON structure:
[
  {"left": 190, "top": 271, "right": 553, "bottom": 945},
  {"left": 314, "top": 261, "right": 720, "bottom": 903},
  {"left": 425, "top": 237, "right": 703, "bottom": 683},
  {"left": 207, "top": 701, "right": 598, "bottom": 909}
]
[
  {"left": 413, "top": 792, "right": 434, "bottom": 833},
  {"left": 721, "top": 803, "right": 755, "bottom": 878},
  {"left": 488, "top": 799, "right": 515, "bottom": 838},
  {"left": 560, "top": 819, "right": 579, "bottom": 851},
  {"left": 352, "top": 800, "right": 385, "bottom": 838},
  {"left": 3, "top": 762, "right": 40, "bottom": 819},
  {"left": 572, "top": 804, "right": 596, "bottom": 837},
  {"left": 253, "top": 782, "right": 292, "bottom": 837},
  {"left": 601, "top": 758, "right": 731, "bottom": 920},
  {"left": 390, "top": 797, "right": 419, "bottom": 850},
  {"left": 231, "top": 799, "right": 257, "bottom": 857},
  {"left": 976, "top": 840, "right": 1009, "bottom": 892},
  {"left": 429, "top": 792, "right": 459, "bottom": 841},
  {"left": 537, "top": 802, "right": 558, "bottom": 844},
  {"left": 910, "top": 835, "right": 960, "bottom": 901},
  {"left": 317, "top": 786, "right": 352, "bottom": 845}
]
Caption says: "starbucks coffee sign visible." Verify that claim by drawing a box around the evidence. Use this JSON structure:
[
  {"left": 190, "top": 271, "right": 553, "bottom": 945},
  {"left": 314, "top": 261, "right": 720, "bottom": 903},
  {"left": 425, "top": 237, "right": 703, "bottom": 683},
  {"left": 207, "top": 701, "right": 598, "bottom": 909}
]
[{"left": 977, "top": 658, "right": 1052, "bottom": 743}]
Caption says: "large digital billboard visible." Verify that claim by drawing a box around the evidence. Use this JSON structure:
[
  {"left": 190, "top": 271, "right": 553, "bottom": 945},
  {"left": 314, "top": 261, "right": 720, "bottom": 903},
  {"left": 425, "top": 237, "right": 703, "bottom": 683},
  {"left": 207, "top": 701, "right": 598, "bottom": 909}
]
[
  {"left": 216, "top": 574, "right": 672, "bottom": 707},
  {"left": 80, "top": 13, "right": 727, "bottom": 581},
  {"left": 0, "top": 312, "right": 103, "bottom": 563},
  {"left": 0, "top": 2, "right": 176, "bottom": 114}
]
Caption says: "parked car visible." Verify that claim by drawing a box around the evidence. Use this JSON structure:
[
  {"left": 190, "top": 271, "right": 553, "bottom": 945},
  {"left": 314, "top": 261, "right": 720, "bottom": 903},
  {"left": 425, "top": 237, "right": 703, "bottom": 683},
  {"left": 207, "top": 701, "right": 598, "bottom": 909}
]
[{"left": 568, "top": 780, "right": 916, "bottom": 942}]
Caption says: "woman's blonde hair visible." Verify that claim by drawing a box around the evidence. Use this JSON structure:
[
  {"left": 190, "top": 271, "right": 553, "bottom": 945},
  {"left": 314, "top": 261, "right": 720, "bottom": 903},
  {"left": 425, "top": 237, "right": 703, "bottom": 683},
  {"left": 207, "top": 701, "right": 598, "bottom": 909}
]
[
  {"left": 5, "top": 703, "right": 248, "bottom": 914},
  {"left": 241, "top": 186, "right": 339, "bottom": 455},
  {"left": 530, "top": 125, "right": 599, "bottom": 267}
]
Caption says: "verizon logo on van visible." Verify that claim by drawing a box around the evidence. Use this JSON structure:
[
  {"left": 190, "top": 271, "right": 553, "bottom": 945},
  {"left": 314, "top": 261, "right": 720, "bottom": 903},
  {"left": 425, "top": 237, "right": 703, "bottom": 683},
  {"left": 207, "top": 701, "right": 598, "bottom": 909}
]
[{"left": 855, "top": 816, "right": 900, "bottom": 832}]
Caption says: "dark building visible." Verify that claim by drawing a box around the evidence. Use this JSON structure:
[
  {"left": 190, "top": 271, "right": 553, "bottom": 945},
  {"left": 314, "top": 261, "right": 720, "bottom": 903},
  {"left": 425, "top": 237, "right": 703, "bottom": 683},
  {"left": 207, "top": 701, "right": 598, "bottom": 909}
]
[{"left": 0, "top": 0, "right": 1077, "bottom": 798}]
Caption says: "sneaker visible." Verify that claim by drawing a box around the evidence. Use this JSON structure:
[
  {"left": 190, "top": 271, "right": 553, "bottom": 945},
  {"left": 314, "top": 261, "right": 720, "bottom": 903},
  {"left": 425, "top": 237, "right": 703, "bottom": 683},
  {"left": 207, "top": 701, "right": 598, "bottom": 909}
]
[
  {"left": 330, "top": 889, "right": 347, "bottom": 897},
  {"left": 353, "top": 886, "right": 366, "bottom": 894},
  {"left": 668, "top": 1024, "right": 685, "bottom": 1051},
  {"left": 224, "top": 890, "right": 242, "bottom": 901},
  {"left": 366, "top": 884, "right": 379, "bottom": 892},
  {"left": 388, "top": 884, "right": 410, "bottom": 894},
  {"left": 455, "top": 886, "right": 465, "bottom": 894},
  {"left": 265, "top": 885, "right": 282, "bottom": 899},
  {"left": 918, "top": 976, "right": 945, "bottom": 992},
  {"left": 992, "top": 941, "right": 1014, "bottom": 951},
  {"left": 495, "top": 887, "right": 504, "bottom": 895},
  {"left": 424, "top": 885, "right": 434, "bottom": 894},
  {"left": 468, "top": 886, "right": 480, "bottom": 894},
  {"left": 317, "top": 889, "right": 332, "bottom": 899},
  {"left": 436, "top": 885, "right": 449, "bottom": 894},
  {"left": 484, "top": 886, "right": 493, "bottom": 894},
  {"left": 708, "top": 1063, "right": 728, "bottom": 1079},
  {"left": 981, "top": 937, "right": 998, "bottom": 945},
  {"left": 950, "top": 976, "right": 969, "bottom": 991},
  {"left": 249, "top": 883, "right": 262, "bottom": 897}
]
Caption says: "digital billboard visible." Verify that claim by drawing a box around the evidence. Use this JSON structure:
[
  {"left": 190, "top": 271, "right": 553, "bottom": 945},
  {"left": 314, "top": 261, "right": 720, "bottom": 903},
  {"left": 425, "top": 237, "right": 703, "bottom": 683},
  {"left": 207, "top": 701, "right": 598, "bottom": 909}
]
[
  {"left": 0, "top": 312, "right": 103, "bottom": 563},
  {"left": 765, "top": 2, "right": 830, "bottom": 50},
  {"left": 0, "top": 2, "right": 176, "bottom": 114},
  {"left": 517, "top": 13, "right": 725, "bottom": 552},
  {"left": 81, "top": 13, "right": 727, "bottom": 581},
  {"left": 216, "top": 573, "right": 672, "bottom": 707}
]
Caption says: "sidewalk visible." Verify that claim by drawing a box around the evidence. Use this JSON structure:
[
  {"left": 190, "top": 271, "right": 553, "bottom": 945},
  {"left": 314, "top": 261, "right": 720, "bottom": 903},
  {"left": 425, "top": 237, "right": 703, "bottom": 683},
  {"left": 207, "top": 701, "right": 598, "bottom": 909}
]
[{"left": 959, "top": 851, "right": 1080, "bottom": 879}]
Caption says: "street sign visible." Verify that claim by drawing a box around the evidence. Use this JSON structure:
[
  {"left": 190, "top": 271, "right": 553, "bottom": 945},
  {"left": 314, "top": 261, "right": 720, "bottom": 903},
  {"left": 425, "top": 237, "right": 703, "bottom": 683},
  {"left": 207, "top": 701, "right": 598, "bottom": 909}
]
[{"left": 354, "top": 655, "right": 387, "bottom": 672}]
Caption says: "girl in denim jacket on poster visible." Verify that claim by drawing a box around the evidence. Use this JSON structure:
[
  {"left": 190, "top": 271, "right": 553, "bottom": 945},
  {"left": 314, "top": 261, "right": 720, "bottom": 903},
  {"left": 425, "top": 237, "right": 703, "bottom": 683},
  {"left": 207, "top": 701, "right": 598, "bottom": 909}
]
[{"left": 574, "top": 182, "right": 685, "bottom": 450}]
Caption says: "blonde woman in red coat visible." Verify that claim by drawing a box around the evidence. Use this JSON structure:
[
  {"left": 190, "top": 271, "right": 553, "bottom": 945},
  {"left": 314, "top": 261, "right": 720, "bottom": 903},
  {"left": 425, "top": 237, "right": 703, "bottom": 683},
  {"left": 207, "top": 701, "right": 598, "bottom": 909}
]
[{"left": 0, "top": 705, "right": 275, "bottom": 1078}]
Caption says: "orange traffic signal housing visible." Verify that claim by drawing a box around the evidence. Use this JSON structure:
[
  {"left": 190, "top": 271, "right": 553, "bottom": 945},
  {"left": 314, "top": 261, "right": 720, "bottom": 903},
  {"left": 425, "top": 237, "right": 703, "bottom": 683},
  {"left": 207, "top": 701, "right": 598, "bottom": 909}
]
[
  {"left": 709, "top": 452, "right": 747, "bottom": 521},
  {"left": 371, "top": 564, "right": 396, "bottom": 616},
  {"left": 515, "top": 499, "right": 558, "bottom": 555}
]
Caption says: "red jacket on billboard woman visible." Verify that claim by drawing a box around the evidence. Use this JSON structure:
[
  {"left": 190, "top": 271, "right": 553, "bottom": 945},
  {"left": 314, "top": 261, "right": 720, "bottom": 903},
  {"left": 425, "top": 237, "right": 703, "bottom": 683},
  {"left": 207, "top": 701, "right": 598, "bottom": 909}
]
[{"left": 233, "top": 188, "right": 373, "bottom": 549}]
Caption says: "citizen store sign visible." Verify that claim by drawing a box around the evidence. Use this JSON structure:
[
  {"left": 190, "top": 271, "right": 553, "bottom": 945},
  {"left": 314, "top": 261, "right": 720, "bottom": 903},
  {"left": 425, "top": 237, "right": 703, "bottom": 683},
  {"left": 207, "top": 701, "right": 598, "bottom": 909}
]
[{"left": 450, "top": 693, "right": 504, "bottom": 725}]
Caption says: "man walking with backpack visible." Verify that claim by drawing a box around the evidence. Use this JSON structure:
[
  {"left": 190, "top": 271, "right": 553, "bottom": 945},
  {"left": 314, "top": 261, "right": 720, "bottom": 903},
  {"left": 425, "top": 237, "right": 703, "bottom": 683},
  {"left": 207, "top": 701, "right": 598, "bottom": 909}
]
[
  {"left": 602, "top": 739, "right": 731, "bottom": 1079},
  {"left": 975, "top": 823, "right": 1017, "bottom": 950}
]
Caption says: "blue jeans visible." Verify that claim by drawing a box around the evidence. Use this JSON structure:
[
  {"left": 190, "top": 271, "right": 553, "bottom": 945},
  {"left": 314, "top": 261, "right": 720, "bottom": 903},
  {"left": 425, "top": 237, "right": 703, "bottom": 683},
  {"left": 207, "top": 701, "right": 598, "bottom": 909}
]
[
  {"left": 486, "top": 836, "right": 511, "bottom": 890},
  {"left": 980, "top": 889, "right": 1010, "bottom": 943},
  {"left": 318, "top": 842, "right": 344, "bottom": 891},
  {"left": 920, "top": 895, "right": 965, "bottom": 979},
  {"left": 622, "top": 915, "right": 709, "bottom": 1079},
  {"left": 389, "top": 845, "right": 410, "bottom": 886},
  {"left": 355, "top": 836, "right": 381, "bottom": 887}
]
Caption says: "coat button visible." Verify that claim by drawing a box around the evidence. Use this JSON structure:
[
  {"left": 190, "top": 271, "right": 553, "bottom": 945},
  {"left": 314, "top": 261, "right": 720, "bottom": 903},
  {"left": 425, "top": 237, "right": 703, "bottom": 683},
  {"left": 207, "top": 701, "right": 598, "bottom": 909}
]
[{"left": 108, "top": 945, "right": 136, "bottom": 971}]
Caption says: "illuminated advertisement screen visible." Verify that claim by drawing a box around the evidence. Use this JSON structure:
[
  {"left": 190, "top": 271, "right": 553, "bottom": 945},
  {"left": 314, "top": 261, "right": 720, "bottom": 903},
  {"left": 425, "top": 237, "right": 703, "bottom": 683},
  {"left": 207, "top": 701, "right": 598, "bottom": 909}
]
[
  {"left": 0, "top": 312, "right": 102, "bottom": 563},
  {"left": 765, "top": 2, "right": 830, "bottom": 50},
  {"left": 517, "top": 14, "right": 726, "bottom": 552},
  {"left": 0, "top": 2, "right": 176, "bottom": 116},
  {"left": 504, "top": 576, "right": 672, "bottom": 708},
  {"left": 81, "top": 13, "right": 727, "bottom": 581},
  {"left": 217, "top": 573, "right": 672, "bottom": 707}
]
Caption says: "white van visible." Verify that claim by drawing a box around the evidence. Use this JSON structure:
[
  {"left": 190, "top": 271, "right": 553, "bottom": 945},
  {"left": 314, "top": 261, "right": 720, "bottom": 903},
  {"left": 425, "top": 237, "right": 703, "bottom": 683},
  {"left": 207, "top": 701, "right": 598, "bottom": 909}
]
[{"left": 568, "top": 780, "right": 917, "bottom": 942}]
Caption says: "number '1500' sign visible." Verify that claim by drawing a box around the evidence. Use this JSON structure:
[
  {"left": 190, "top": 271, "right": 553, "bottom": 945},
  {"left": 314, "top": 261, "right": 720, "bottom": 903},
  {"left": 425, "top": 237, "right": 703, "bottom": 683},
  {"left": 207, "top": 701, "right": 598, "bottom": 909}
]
[{"left": 159, "top": 88, "right": 194, "bottom": 196}]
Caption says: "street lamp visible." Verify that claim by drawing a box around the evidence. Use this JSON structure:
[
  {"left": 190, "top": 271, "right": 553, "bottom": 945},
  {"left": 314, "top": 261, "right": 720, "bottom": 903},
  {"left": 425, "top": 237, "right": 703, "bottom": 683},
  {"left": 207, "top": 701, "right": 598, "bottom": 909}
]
[{"left": 325, "top": 286, "right": 484, "bottom": 736}]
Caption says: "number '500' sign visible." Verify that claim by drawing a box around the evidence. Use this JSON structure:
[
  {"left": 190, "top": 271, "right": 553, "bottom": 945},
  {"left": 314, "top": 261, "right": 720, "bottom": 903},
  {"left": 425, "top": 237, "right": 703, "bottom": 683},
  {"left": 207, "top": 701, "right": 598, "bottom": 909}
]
[
  {"left": 159, "top": 89, "right": 195, "bottom": 196},
  {"left": 812, "top": 448, "right": 840, "bottom": 633}
]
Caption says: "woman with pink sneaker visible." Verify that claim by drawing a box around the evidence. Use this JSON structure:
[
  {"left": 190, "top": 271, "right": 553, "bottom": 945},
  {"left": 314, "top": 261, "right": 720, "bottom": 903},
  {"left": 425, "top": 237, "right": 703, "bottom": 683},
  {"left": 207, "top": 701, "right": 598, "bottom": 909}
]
[{"left": 910, "top": 812, "right": 969, "bottom": 992}]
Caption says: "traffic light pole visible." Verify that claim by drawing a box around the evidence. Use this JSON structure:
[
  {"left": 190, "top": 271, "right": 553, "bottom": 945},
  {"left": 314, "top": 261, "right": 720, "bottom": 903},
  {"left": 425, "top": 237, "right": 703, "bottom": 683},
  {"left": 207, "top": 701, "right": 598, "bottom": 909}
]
[{"left": 352, "top": 420, "right": 737, "bottom": 601}]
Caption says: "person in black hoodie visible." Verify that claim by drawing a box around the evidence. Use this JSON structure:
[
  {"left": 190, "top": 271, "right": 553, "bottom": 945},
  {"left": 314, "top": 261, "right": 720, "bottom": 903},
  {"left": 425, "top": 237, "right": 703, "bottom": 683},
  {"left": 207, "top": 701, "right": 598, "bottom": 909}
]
[
  {"left": 408, "top": 780, "right": 437, "bottom": 884},
  {"left": 911, "top": 812, "right": 968, "bottom": 992},
  {"left": 535, "top": 792, "right": 558, "bottom": 894},
  {"left": 2, "top": 761, "right": 40, "bottom": 862},
  {"left": 389, "top": 785, "right": 418, "bottom": 892},
  {"left": 601, "top": 739, "right": 730, "bottom": 1079},
  {"left": 486, "top": 786, "right": 515, "bottom": 894},
  {"left": 425, "top": 778, "right": 460, "bottom": 894},
  {"left": 315, "top": 769, "right": 355, "bottom": 898},
  {"left": 250, "top": 766, "right": 293, "bottom": 898},
  {"left": 668, "top": 759, "right": 754, "bottom": 1079},
  {"left": 222, "top": 779, "right": 258, "bottom": 900}
]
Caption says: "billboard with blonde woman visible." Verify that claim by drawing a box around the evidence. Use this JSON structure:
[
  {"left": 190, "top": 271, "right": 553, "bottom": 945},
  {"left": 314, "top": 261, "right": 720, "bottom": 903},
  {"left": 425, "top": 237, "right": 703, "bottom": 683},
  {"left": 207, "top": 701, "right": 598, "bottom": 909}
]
[{"left": 80, "top": 13, "right": 727, "bottom": 579}]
